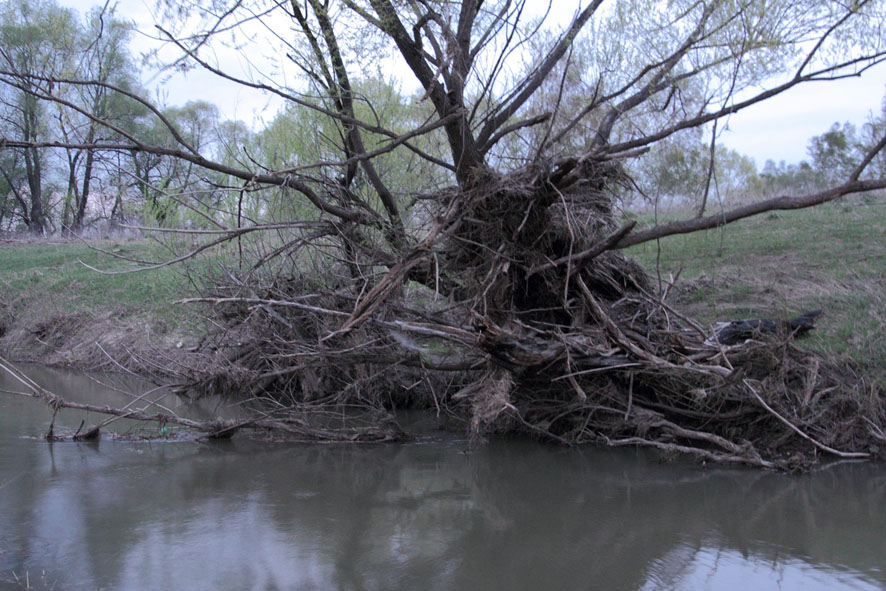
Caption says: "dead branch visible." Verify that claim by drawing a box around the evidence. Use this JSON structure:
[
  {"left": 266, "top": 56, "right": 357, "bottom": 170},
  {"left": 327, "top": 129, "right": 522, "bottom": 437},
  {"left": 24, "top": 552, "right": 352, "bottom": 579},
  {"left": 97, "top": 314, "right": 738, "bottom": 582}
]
[
  {"left": 615, "top": 178, "right": 886, "bottom": 248},
  {"left": 746, "top": 380, "right": 870, "bottom": 459}
]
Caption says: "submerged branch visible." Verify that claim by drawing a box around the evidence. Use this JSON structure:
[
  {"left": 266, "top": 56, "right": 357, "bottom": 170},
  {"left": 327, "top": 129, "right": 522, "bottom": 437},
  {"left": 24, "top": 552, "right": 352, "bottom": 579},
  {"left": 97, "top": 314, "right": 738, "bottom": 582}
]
[{"left": 0, "top": 356, "right": 404, "bottom": 442}]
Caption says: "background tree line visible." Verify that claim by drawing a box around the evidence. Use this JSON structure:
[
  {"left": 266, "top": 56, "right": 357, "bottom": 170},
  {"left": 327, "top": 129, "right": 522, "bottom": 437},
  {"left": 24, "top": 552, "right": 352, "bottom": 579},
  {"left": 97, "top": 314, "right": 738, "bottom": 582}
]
[{"left": 1, "top": 0, "right": 884, "bottom": 236}]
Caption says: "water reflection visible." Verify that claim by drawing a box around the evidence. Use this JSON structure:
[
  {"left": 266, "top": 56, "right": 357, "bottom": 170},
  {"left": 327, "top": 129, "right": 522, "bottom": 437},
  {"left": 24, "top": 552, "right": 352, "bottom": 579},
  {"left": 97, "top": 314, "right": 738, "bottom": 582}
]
[
  {"left": 1, "top": 366, "right": 884, "bottom": 590},
  {"left": 643, "top": 544, "right": 883, "bottom": 591}
]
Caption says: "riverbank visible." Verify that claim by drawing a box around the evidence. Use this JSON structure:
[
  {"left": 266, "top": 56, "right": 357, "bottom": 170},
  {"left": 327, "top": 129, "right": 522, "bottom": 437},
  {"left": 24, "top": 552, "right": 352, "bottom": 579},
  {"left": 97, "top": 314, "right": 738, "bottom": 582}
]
[
  {"left": 1, "top": 201, "right": 885, "bottom": 467},
  {"left": 626, "top": 197, "right": 886, "bottom": 386},
  {"left": 0, "top": 238, "right": 198, "bottom": 376},
  {"left": 2, "top": 200, "right": 882, "bottom": 385}
]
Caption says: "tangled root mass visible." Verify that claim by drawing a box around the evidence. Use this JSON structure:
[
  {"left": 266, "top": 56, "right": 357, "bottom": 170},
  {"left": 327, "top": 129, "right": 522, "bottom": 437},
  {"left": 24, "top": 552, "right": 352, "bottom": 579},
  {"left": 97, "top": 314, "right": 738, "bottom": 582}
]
[{"left": 182, "top": 160, "right": 885, "bottom": 470}]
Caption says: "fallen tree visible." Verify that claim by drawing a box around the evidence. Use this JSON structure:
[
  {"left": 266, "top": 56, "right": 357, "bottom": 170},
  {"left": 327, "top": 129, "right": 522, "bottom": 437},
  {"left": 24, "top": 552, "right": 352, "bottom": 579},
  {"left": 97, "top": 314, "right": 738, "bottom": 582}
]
[
  {"left": 3, "top": 0, "right": 886, "bottom": 469},
  {"left": 168, "top": 158, "right": 883, "bottom": 470}
]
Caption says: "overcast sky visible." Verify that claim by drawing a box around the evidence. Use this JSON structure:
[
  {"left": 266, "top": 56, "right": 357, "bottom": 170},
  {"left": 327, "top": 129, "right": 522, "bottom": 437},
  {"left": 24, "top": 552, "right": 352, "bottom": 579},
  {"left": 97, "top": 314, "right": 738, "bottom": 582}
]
[{"left": 60, "top": 0, "right": 886, "bottom": 168}]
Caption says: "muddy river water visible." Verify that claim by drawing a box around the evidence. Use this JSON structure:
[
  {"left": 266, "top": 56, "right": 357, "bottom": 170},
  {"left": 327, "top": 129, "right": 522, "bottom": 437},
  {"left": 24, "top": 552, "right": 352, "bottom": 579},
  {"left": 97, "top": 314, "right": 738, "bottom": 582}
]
[{"left": 1, "top": 365, "right": 884, "bottom": 590}]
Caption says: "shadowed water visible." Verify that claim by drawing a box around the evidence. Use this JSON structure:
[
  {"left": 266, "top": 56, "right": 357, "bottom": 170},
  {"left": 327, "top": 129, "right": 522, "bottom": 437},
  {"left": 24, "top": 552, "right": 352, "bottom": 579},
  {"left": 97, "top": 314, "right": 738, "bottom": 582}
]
[{"left": 1, "top": 366, "right": 884, "bottom": 590}]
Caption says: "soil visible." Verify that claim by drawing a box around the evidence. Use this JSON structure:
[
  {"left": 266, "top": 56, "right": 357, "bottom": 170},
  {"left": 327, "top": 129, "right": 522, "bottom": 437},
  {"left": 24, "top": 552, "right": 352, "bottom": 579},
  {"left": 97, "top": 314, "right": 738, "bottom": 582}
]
[{"left": 0, "top": 306, "right": 193, "bottom": 380}]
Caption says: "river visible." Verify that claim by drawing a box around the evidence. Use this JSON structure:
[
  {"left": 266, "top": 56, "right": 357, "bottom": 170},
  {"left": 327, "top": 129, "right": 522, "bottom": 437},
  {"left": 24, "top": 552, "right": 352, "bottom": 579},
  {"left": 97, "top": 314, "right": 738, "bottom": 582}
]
[{"left": 1, "top": 365, "right": 884, "bottom": 590}]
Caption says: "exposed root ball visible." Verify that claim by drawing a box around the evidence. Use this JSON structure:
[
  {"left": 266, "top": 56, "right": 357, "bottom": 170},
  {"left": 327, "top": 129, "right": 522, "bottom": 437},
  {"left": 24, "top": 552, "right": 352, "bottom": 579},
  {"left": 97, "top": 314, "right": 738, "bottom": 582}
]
[{"left": 179, "top": 160, "right": 885, "bottom": 470}]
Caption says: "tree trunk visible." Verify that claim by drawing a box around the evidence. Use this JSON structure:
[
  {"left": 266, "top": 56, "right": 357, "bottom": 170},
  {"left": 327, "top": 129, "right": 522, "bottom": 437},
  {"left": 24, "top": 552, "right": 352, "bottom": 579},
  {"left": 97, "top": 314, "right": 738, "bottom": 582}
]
[
  {"left": 0, "top": 164, "right": 30, "bottom": 229},
  {"left": 22, "top": 99, "right": 45, "bottom": 235},
  {"left": 61, "top": 151, "right": 80, "bottom": 236},
  {"left": 24, "top": 146, "right": 44, "bottom": 234},
  {"left": 73, "top": 145, "right": 95, "bottom": 233}
]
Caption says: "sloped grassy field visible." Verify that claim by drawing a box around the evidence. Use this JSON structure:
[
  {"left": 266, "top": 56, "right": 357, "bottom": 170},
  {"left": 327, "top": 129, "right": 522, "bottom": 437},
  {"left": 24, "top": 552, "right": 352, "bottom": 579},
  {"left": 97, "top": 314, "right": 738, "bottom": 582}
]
[
  {"left": 0, "top": 238, "right": 188, "bottom": 322},
  {"left": 626, "top": 197, "right": 886, "bottom": 385},
  {"left": 0, "top": 237, "right": 201, "bottom": 367}
]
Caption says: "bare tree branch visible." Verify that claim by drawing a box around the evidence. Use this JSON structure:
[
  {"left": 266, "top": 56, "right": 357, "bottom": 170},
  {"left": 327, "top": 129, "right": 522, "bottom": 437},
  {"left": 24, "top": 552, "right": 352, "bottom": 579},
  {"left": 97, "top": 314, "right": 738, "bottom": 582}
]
[
  {"left": 474, "top": 0, "right": 604, "bottom": 149},
  {"left": 616, "top": 178, "right": 886, "bottom": 249}
]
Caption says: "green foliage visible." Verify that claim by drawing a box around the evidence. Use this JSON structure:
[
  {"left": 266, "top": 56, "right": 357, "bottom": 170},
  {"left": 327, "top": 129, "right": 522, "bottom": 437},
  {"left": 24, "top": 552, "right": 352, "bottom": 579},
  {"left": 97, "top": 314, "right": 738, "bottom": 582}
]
[
  {"left": 759, "top": 98, "right": 886, "bottom": 194},
  {"left": 127, "top": 100, "right": 223, "bottom": 225},
  {"left": 0, "top": 0, "right": 883, "bottom": 243},
  {"left": 760, "top": 158, "right": 818, "bottom": 193},
  {"left": 0, "top": 0, "right": 149, "bottom": 233},
  {"left": 251, "top": 74, "right": 447, "bottom": 225},
  {"left": 0, "top": 0, "right": 80, "bottom": 232},
  {"left": 807, "top": 121, "right": 862, "bottom": 184},
  {"left": 626, "top": 129, "right": 762, "bottom": 209},
  {"left": 0, "top": 0, "right": 78, "bottom": 71}
]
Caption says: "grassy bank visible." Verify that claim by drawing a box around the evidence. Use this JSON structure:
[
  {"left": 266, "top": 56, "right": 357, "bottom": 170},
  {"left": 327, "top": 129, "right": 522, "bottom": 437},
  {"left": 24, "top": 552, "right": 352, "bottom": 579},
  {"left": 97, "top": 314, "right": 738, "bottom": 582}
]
[
  {"left": 626, "top": 198, "right": 886, "bottom": 385},
  {"left": 0, "top": 237, "right": 197, "bottom": 369},
  {"left": 0, "top": 239, "right": 188, "bottom": 318}
]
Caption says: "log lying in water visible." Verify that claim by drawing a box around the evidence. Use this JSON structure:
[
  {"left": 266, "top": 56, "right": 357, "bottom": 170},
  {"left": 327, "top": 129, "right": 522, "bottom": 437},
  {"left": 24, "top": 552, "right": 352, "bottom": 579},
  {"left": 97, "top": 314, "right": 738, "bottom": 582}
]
[{"left": 714, "top": 310, "right": 823, "bottom": 345}]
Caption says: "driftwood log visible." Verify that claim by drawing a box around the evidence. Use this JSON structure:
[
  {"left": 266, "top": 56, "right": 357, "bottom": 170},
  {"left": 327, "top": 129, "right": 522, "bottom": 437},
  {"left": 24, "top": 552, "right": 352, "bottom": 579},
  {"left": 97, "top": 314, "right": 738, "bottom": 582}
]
[{"left": 715, "top": 310, "right": 823, "bottom": 345}]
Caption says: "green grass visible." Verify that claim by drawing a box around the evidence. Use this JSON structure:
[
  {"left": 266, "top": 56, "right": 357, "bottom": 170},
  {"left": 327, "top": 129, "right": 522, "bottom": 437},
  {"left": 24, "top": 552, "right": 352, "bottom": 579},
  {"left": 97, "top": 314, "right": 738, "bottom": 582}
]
[
  {"left": 626, "top": 198, "right": 886, "bottom": 383},
  {"left": 0, "top": 238, "right": 194, "bottom": 327}
]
